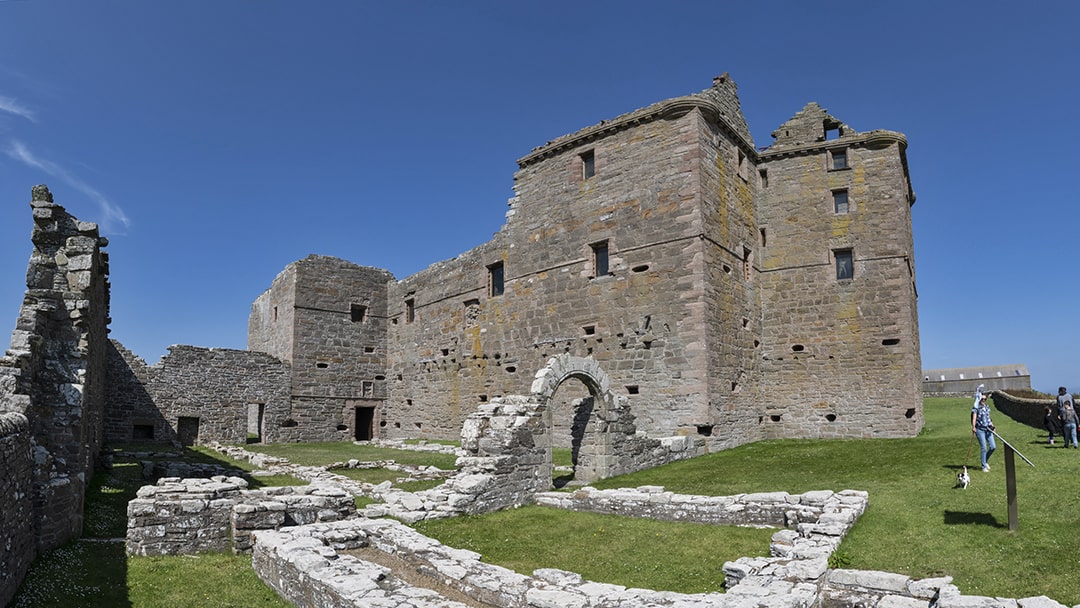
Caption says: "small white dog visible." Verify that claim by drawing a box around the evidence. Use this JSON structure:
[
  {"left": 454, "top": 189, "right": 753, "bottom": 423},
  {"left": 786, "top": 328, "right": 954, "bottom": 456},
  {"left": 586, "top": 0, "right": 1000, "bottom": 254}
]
[{"left": 957, "top": 466, "right": 970, "bottom": 489}]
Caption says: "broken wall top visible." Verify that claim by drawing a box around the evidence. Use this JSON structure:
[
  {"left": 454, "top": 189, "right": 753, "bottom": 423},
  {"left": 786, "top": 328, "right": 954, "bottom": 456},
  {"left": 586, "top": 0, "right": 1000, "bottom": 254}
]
[{"left": 517, "top": 73, "right": 755, "bottom": 168}]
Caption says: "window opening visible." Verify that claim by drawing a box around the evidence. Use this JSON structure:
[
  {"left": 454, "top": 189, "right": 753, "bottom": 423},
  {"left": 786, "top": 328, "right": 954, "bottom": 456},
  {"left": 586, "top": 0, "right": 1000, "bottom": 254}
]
[
  {"left": 350, "top": 304, "right": 366, "bottom": 323},
  {"left": 488, "top": 262, "right": 504, "bottom": 296},
  {"left": 405, "top": 298, "right": 415, "bottom": 323},
  {"left": 835, "top": 249, "right": 853, "bottom": 280},
  {"left": 830, "top": 148, "right": 848, "bottom": 170},
  {"left": 759, "top": 168, "right": 768, "bottom": 188},
  {"left": 759, "top": 228, "right": 767, "bottom": 247},
  {"left": 737, "top": 149, "right": 748, "bottom": 181},
  {"left": 581, "top": 150, "right": 595, "bottom": 179},
  {"left": 833, "top": 190, "right": 849, "bottom": 214},
  {"left": 591, "top": 241, "right": 609, "bottom": 277}
]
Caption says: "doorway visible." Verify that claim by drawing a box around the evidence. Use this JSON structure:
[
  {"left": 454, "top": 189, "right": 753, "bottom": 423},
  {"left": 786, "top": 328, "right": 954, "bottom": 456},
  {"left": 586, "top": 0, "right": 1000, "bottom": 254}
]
[
  {"left": 246, "top": 403, "right": 265, "bottom": 443},
  {"left": 354, "top": 407, "right": 375, "bottom": 441},
  {"left": 177, "top": 416, "right": 200, "bottom": 446}
]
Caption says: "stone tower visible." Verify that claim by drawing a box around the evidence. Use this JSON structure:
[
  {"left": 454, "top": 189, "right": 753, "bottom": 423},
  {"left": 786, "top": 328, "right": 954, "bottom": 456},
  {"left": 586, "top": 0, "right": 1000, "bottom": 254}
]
[{"left": 249, "top": 255, "right": 393, "bottom": 441}]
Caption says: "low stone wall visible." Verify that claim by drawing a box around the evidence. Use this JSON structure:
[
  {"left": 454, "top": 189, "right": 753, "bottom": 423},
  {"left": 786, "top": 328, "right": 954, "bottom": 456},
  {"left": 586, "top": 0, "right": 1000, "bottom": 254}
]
[
  {"left": 0, "top": 412, "right": 34, "bottom": 608},
  {"left": 125, "top": 476, "right": 355, "bottom": 556},
  {"left": 535, "top": 486, "right": 842, "bottom": 528},
  {"left": 990, "top": 391, "right": 1052, "bottom": 430},
  {"left": 251, "top": 495, "right": 1068, "bottom": 608}
]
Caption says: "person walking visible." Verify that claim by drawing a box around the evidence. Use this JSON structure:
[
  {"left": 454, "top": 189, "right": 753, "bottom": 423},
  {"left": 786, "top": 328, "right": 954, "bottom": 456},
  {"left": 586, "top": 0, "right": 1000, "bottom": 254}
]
[
  {"left": 971, "top": 392, "right": 996, "bottom": 472},
  {"left": 1061, "top": 401, "right": 1079, "bottom": 449},
  {"left": 1045, "top": 406, "right": 1061, "bottom": 445}
]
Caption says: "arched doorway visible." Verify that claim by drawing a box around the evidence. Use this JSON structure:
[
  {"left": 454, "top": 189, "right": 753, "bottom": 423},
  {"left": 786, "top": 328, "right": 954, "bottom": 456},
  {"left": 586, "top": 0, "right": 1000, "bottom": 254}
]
[{"left": 531, "top": 355, "right": 624, "bottom": 485}]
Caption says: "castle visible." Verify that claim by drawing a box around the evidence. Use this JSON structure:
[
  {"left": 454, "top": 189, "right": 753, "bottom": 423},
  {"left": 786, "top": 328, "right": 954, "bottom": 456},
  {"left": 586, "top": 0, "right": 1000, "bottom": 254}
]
[
  {"left": 107, "top": 73, "right": 922, "bottom": 450},
  {"left": 0, "top": 74, "right": 920, "bottom": 603}
]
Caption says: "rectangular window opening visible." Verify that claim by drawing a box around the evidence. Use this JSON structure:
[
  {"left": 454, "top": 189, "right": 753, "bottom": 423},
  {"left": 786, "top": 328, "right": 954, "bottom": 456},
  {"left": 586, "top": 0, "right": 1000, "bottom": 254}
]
[
  {"left": 759, "top": 168, "right": 768, "bottom": 188},
  {"left": 488, "top": 262, "right": 504, "bottom": 297},
  {"left": 350, "top": 303, "right": 366, "bottom": 323},
  {"left": 835, "top": 249, "right": 854, "bottom": 281},
  {"left": 830, "top": 148, "right": 848, "bottom": 170},
  {"left": 405, "top": 298, "right": 415, "bottom": 323},
  {"left": 737, "top": 149, "right": 748, "bottom": 181},
  {"left": 759, "top": 227, "right": 767, "bottom": 247},
  {"left": 833, "top": 190, "right": 849, "bottom": 214},
  {"left": 581, "top": 150, "right": 595, "bottom": 179},
  {"left": 591, "top": 241, "right": 609, "bottom": 277}
]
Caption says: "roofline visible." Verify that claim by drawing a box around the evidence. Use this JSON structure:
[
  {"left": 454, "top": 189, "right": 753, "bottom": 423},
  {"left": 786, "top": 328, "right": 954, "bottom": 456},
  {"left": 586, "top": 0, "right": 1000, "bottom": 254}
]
[{"left": 517, "top": 95, "right": 756, "bottom": 168}]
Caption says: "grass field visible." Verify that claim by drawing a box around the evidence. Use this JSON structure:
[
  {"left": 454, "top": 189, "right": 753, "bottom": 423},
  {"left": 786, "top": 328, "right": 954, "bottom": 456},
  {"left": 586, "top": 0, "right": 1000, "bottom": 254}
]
[
  {"left": 418, "top": 397, "right": 1078, "bottom": 602},
  {"left": 13, "top": 397, "right": 1077, "bottom": 605}
]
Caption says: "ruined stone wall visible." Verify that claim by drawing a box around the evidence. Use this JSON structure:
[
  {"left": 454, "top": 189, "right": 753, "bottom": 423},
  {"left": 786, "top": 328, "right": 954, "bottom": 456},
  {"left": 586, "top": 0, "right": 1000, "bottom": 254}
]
[
  {"left": 0, "top": 186, "right": 111, "bottom": 599},
  {"left": 105, "top": 342, "right": 292, "bottom": 444},
  {"left": 383, "top": 104, "right": 722, "bottom": 443},
  {"left": 125, "top": 476, "right": 354, "bottom": 556},
  {"left": 244, "top": 77, "right": 921, "bottom": 450},
  {"left": 146, "top": 345, "right": 291, "bottom": 444},
  {"left": 249, "top": 263, "right": 297, "bottom": 362},
  {"left": 250, "top": 255, "right": 393, "bottom": 441},
  {"left": 0, "top": 412, "right": 34, "bottom": 608},
  {"left": 104, "top": 340, "right": 163, "bottom": 442},
  {"left": 756, "top": 105, "right": 922, "bottom": 439}
]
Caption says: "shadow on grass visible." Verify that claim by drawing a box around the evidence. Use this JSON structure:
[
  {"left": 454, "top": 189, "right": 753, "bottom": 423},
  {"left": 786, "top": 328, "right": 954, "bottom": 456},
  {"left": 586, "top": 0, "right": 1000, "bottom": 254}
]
[{"left": 943, "top": 510, "right": 1007, "bottom": 528}]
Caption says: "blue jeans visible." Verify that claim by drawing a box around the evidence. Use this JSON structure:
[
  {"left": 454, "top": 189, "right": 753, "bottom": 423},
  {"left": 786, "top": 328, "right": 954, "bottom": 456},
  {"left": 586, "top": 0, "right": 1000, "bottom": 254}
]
[
  {"left": 975, "top": 428, "right": 996, "bottom": 468},
  {"left": 1066, "top": 423, "right": 1078, "bottom": 447}
]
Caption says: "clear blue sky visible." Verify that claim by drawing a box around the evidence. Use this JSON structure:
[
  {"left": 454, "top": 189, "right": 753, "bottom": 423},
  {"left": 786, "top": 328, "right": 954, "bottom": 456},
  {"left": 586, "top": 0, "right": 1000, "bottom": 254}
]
[{"left": 1, "top": 1, "right": 1076, "bottom": 393}]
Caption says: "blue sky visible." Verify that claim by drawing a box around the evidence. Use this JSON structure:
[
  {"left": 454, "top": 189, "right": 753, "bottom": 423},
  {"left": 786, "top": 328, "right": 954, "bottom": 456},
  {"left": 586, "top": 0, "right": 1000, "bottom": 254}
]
[{"left": 0, "top": 1, "right": 1077, "bottom": 393}]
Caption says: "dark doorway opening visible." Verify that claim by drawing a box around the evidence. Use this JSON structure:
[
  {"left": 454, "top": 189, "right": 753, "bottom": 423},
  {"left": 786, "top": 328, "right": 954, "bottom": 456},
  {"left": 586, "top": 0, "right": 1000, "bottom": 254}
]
[
  {"left": 177, "top": 416, "right": 200, "bottom": 446},
  {"left": 354, "top": 407, "right": 375, "bottom": 441}
]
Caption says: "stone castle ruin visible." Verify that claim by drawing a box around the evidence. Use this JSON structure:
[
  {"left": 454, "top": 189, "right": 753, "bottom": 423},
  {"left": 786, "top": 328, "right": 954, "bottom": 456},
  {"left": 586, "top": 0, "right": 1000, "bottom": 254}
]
[{"left": 0, "top": 74, "right": 921, "bottom": 604}]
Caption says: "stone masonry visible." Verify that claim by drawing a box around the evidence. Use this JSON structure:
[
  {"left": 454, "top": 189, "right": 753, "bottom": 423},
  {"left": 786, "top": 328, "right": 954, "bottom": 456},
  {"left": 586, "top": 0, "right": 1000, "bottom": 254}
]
[
  {"left": 95, "top": 75, "right": 920, "bottom": 455},
  {"left": 234, "top": 73, "right": 923, "bottom": 454},
  {"left": 0, "top": 186, "right": 111, "bottom": 605}
]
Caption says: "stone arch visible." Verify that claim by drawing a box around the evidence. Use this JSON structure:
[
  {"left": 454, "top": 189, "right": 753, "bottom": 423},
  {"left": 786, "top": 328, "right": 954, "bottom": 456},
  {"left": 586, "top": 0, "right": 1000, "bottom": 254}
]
[{"left": 530, "top": 354, "right": 629, "bottom": 483}]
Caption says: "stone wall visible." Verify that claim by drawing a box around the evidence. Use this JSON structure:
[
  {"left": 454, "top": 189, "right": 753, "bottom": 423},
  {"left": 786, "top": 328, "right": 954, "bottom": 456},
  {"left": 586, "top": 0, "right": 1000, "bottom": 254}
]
[
  {"left": 250, "top": 255, "right": 393, "bottom": 442},
  {"left": 757, "top": 103, "right": 922, "bottom": 439},
  {"left": 534, "top": 486, "right": 838, "bottom": 528},
  {"left": 0, "top": 412, "right": 34, "bottom": 608},
  {"left": 0, "top": 185, "right": 111, "bottom": 602},
  {"left": 125, "top": 476, "right": 355, "bottom": 556},
  {"left": 988, "top": 391, "right": 1047, "bottom": 430},
  {"left": 245, "top": 75, "right": 921, "bottom": 451},
  {"left": 105, "top": 342, "right": 292, "bottom": 445}
]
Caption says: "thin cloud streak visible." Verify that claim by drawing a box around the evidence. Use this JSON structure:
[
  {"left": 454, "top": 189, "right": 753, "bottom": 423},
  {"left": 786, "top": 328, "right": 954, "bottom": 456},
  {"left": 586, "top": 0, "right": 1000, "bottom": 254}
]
[
  {"left": 0, "top": 95, "right": 36, "bottom": 122},
  {"left": 6, "top": 139, "right": 131, "bottom": 234}
]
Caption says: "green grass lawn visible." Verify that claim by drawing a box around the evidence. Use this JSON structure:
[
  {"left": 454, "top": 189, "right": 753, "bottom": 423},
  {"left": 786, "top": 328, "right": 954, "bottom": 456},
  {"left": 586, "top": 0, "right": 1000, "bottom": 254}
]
[
  {"left": 427, "top": 397, "right": 1076, "bottom": 602},
  {"left": 414, "top": 505, "right": 773, "bottom": 593},
  {"left": 11, "top": 446, "right": 297, "bottom": 607}
]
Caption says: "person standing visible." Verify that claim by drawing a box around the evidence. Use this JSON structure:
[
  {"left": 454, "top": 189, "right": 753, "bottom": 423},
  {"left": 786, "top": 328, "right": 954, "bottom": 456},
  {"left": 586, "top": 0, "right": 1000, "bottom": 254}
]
[
  {"left": 971, "top": 393, "right": 996, "bottom": 472},
  {"left": 1061, "top": 401, "right": 1079, "bottom": 449}
]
